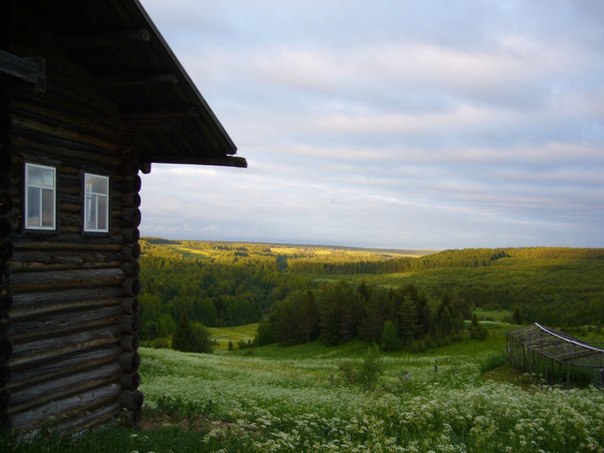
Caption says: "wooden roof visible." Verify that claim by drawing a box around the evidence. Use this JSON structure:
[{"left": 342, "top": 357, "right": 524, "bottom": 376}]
[{"left": 27, "top": 0, "right": 246, "bottom": 169}]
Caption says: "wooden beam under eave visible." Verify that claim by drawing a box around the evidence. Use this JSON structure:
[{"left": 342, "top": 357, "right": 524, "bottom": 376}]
[
  {"left": 95, "top": 73, "right": 178, "bottom": 88},
  {"left": 61, "top": 29, "right": 151, "bottom": 49},
  {"left": 142, "top": 155, "right": 248, "bottom": 169},
  {"left": 0, "top": 50, "right": 46, "bottom": 92}
]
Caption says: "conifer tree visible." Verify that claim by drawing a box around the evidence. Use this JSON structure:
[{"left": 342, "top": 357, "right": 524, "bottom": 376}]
[
  {"left": 172, "top": 315, "right": 194, "bottom": 352},
  {"left": 380, "top": 320, "right": 400, "bottom": 351}
]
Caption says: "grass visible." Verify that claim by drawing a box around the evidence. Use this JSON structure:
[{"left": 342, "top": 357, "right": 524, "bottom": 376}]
[
  {"left": 5, "top": 322, "right": 604, "bottom": 452},
  {"left": 209, "top": 323, "right": 258, "bottom": 350}
]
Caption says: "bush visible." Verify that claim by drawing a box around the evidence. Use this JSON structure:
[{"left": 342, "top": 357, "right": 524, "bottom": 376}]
[
  {"left": 150, "top": 337, "right": 170, "bottom": 349},
  {"left": 481, "top": 353, "right": 506, "bottom": 373},
  {"left": 336, "top": 346, "right": 384, "bottom": 391},
  {"left": 358, "top": 345, "right": 384, "bottom": 391}
]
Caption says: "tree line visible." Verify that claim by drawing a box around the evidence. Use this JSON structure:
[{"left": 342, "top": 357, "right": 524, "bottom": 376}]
[
  {"left": 138, "top": 240, "right": 604, "bottom": 345},
  {"left": 256, "top": 281, "right": 475, "bottom": 350}
]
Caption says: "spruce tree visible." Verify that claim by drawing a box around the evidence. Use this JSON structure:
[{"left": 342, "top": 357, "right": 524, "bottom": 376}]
[{"left": 172, "top": 315, "right": 194, "bottom": 352}]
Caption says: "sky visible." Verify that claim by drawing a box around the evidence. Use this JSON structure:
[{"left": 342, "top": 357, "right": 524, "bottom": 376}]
[{"left": 139, "top": 0, "right": 604, "bottom": 250}]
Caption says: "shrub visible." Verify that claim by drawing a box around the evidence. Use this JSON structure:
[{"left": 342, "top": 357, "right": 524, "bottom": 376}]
[
  {"left": 150, "top": 337, "right": 170, "bottom": 349},
  {"left": 358, "top": 345, "right": 384, "bottom": 391}
]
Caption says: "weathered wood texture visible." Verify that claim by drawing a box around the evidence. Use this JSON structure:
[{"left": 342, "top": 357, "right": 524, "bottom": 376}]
[{"left": 2, "top": 3, "right": 142, "bottom": 431}]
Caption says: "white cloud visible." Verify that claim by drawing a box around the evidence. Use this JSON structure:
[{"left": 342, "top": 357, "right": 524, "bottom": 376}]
[{"left": 138, "top": 0, "right": 604, "bottom": 248}]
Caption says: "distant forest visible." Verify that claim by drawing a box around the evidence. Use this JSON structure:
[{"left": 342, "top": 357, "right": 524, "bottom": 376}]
[{"left": 139, "top": 239, "right": 604, "bottom": 346}]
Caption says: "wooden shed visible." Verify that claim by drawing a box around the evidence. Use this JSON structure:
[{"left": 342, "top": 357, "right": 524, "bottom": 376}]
[{"left": 0, "top": 0, "right": 246, "bottom": 433}]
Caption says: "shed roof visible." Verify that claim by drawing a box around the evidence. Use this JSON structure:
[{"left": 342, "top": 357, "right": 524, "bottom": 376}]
[
  {"left": 26, "top": 0, "right": 246, "bottom": 170},
  {"left": 507, "top": 323, "right": 604, "bottom": 367}
]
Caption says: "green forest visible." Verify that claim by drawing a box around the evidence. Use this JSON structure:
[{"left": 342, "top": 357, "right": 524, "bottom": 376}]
[{"left": 139, "top": 239, "right": 604, "bottom": 349}]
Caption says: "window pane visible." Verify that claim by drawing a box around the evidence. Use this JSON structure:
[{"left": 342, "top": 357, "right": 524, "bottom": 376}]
[
  {"left": 28, "top": 165, "right": 54, "bottom": 187},
  {"left": 27, "top": 187, "right": 41, "bottom": 227},
  {"left": 97, "top": 195, "right": 108, "bottom": 231},
  {"left": 41, "top": 188, "right": 55, "bottom": 227},
  {"left": 84, "top": 173, "right": 109, "bottom": 232},
  {"left": 85, "top": 193, "right": 97, "bottom": 230},
  {"left": 86, "top": 174, "right": 108, "bottom": 195}
]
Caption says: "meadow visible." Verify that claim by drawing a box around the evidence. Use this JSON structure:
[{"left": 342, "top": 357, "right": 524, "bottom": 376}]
[
  {"left": 4, "top": 242, "right": 604, "bottom": 451},
  {"left": 5, "top": 322, "right": 604, "bottom": 452}
]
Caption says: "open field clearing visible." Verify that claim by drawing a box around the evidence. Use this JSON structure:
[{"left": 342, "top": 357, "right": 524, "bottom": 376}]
[
  {"left": 138, "top": 323, "right": 604, "bottom": 452},
  {"left": 4, "top": 323, "right": 604, "bottom": 451}
]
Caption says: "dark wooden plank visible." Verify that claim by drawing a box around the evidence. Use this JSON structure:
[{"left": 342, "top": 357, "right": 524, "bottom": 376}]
[
  {"left": 10, "top": 382, "right": 122, "bottom": 430},
  {"left": 0, "top": 50, "right": 45, "bottom": 91},
  {"left": 61, "top": 29, "right": 150, "bottom": 49}
]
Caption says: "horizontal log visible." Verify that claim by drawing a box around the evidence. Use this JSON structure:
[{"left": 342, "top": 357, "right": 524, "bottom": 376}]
[
  {"left": 121, "top": 243, "right": 140, "bottom": 261},
  {"left": 11, "top": 97, "right": 119, "bottom": 140},
  {"left": 121, "top": 406, "right": 142, "bottom": 427},
  {"left": 120, "top": 314, "right": 140, "bottom": 334},
  {"left": 122, "top": 278, "right": 140, "bottom": 297},
  {"left": 10, "top": 382, "right": 122, "bottom": 430},
  {"left": 120, "top": 334, "right": 139, "bottom": 352},
  {"left": 121, "top": 261, "right": 140, "bottom": 277},
  {"left": 10, "top": 133, "right": 121, "bottom": 169},
  {"left": 122, "top": 192, "right": 141, "bottom": 207},
  {"left": 120, "top": 372, "right": 140, "bottom": 390},
  {"left": 8, "top": 305, "right": 124, "bottom": 342},
  {"left": 10, "top": 249, "right": 123, "bottom": 273},
  {"left": 10, "top": 287, "right": 124, "bottom": 319},
  {"left": 121, "top": 297, "right": 138, "bottom": 315},
  {"left": 117, "top": 351, "right": 140, "bottom": 372},
  {"left": 9, "top": 324, "right": 123, "bottom": 368},
  {"left": 0, "top": 50, "right": 45, "bottom": 90},
  {"left": 122, "top": 208, "right": 141, "bottom": 227},
  {"left": 11, "top": 236, "right": 126, "bottom": 250},
  {"left": 8, "top": 362, "right": 122, "bottom": 413},
  {"left": 119, "top": 389, "right": 143, "bottom": 411},
  {"left": 8, "top": 344, "right": 122, "bottom": 388},
  {"left": 142, "top": 155, "right": 248, "bottom": 168},
  {"left": 12, "top": 267, "right": 125, "bottom": 292},
  {"left": 112, "top": 174, "right": 141, "bottom": 192},
  {"left": 11, "top": 110, "right": 118, "bottom": 152},
  {"left": 119, "top": 228, "right": 140, "bottom": 243},
  {"left": 57, "top": 401, "right": 122, "bottom": 435}
]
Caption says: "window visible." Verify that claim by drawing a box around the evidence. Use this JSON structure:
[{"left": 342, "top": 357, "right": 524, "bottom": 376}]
[
  {"left": 84, "top": 173, "right": 109, "bottom": 233},
  {"left": 25, "top": 162, "right": 56, "bottom": 230}
]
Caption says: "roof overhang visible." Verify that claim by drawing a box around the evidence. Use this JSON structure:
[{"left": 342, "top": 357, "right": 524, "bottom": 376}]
[{"left": 17, "top": 0, "right": 246, "bottom": 170}]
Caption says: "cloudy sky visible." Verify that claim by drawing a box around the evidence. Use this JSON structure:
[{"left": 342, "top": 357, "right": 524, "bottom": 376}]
[{"left": 139, "top": 0, "right": 604, "bottom": 250}]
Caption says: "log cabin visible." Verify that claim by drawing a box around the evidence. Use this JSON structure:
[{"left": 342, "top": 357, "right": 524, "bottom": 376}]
[{"left": 0, "top": 0, "right": 246, "bottom": 433}]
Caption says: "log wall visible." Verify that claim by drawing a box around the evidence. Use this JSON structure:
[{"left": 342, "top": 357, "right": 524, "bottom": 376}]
[{"left": 1, "top": 7, "right": 142, "bottom": 432}]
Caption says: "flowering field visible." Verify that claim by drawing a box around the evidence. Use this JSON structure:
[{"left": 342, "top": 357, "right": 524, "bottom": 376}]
[
  {"left": 137, "top": 327, "right": 604, "bottom": 452},
  {"left": 3, "top": 324, "right": 603, "bottom": 452}
]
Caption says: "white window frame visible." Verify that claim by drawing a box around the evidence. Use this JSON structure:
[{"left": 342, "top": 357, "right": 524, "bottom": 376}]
[
  {"left": 84, "top": 173, "right": 110, "bottom": 233},
  {"left": 25, "top": 162, "right": 56, "bottom": 230}
]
